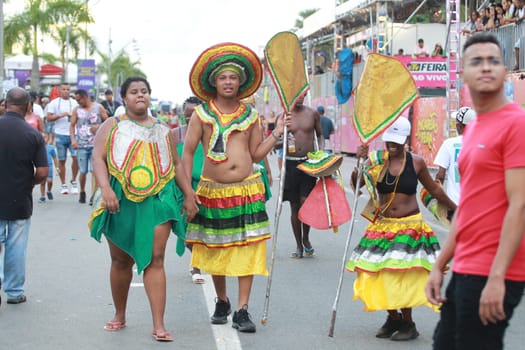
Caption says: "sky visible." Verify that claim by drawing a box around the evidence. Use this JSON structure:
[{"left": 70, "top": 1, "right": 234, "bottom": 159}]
[{"left": 6, "top": 0, "right": 334, "bottom": 104}]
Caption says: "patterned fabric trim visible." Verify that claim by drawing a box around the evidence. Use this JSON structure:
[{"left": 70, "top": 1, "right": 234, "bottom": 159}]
[
  {"left": 106, "top": 118, "right": 175, "bottom": 202},
  {"left": 346, "top": 213, "right": 440, "bottom": 273},
  {"left": 195, "top": 101, "right": 258, "bottom": 163},
  {"left": 186, "top": 173, "right": 271, "bottom": 247}
]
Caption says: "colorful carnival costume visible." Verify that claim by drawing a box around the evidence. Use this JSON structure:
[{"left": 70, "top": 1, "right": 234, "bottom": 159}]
[
  {"left": 89, "top": 116, "right": 184, "bottom": 273},
  {"left": 346, "top": 150, "right": 440, "bottom": 312},
  {"left": 185, "top": 101, "right": 270, "bottom": 277}
]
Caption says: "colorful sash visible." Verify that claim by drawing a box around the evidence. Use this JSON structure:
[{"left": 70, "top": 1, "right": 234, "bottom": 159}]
[{"left": 194, "top": 101, "right": 258, "bottom": 163}]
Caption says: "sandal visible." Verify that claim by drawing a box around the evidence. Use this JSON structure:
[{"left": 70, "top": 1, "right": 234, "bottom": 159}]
[
  {"left": 104, "top": 320, "right": 126, "bottom": 331},
  {"left": 304, "top": 247, "right": 316, "bottom": 258},
  {"left": 290, "top": 249, "right": 303, "bottom": 259},
  {"left": 152, "top": 330, "right": 174, "bottom": 342},
  {"left": 190, "top": 267, "right": 205, "bottom": 284}
]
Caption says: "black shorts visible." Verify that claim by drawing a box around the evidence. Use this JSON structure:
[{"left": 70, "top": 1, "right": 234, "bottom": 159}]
[{"left": 283, "top": 159, "right": 317, "bottom": 203}]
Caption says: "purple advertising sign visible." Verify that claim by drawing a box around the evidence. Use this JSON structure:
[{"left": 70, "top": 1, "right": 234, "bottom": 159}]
[
  {"left": 77, "top": 59, "right": 96, "bottom": 96},
  {"left": 14, "top": 70, "right": 31, "bottom": 87}
]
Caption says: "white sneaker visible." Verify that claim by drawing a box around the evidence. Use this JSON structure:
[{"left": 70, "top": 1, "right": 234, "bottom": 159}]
[
  {"left": 70, "top": 181, "right": 79, "bottom": 195},
  {"left": 60, "top": 184, "right": 69, "bottom": 195}
]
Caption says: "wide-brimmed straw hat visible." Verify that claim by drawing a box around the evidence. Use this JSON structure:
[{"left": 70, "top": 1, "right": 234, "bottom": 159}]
[
  {"left": 189, "top": 42, "right": 263, "bottom": 101},
  {"left": 297, "top": 150, "right": 343, "bottom": 177}
]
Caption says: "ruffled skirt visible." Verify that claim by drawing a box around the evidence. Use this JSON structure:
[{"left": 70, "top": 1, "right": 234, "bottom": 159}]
[
  {"left": 346, "top": 213, "right": 440, "bottom": 311},
  {"left": 187, "top": 173, "right": 270, "bottom": 276}
]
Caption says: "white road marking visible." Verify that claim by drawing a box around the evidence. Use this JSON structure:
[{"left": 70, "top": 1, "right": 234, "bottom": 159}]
[{"left": 201, "top": 274, "right": 243, "bottom": 350}]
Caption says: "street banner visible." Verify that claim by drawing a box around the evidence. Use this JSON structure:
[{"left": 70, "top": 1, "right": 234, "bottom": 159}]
[
  {"left": 395, "top": 56, "right": 456, "bottom": 89},
  {"left": 77, "top": 59, "right": 96, "bottom": 96}
]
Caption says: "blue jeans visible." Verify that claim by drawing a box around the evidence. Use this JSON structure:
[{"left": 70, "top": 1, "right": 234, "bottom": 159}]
[
  {"left": 0, "top": 219, "right": 31, "bottom": 298},
  {"left": 55, "top": 134, "right": 77, "bottom": 161},
  {"left": 433, "top": 272, "right": 525, "bottom": 350},
  {"left": 77, "top": 147, "right": 93, "bottom": 174}
]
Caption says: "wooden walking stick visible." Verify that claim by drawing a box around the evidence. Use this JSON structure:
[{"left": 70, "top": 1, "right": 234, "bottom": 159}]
[
  {"left": 261, "top": 31, "right": 309, "bottom": 325},
  {"left": 327, "top": 54, "right": 420, "bottom": 337}
]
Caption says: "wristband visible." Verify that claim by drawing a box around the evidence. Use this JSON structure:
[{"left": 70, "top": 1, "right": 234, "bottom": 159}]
[{"left": 271, "top": 130, "right": 282, "bottom": 141}]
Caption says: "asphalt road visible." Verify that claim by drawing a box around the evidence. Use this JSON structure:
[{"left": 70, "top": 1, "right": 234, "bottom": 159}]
[{"left": 1, "top": 153, "right": 523, "bottom": 350}]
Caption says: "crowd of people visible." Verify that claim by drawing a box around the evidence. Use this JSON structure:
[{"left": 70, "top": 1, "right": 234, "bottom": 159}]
[{"left": 0, "top": 32, "right": 524, "bottom": 348}]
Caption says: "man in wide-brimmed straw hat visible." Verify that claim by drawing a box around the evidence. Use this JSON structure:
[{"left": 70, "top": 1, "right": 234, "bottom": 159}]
[{"left": 183, "top": 42, "right": 287, "bottom": 333}]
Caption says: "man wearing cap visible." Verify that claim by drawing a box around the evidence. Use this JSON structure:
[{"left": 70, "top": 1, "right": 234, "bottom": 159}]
[
  {"left": 183, "top": 43, "right": 286, "bottom": 333},
  {"left": 100, "top": 89, "right": 122, "bottom": 117},
  {"left": 318, "top": 105, "right": 334, "bottom": 152},
  {"left": 348, "top": 117, "right": 456, "bottom": 341},
  {"left": 433, "top": 107, "right": 477, "bottom": 216}
]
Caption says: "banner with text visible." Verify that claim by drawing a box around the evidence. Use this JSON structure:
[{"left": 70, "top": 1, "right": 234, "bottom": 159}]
[
  {"left": 395, "top": 56, "right": 455, "bottom": 88},
  {"left": 77, "top": 59, "right": 96, "bottom": 96}
]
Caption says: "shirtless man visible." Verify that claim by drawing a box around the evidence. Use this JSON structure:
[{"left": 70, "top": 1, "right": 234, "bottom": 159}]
[
  {"left": 283, "top": 96, "right": 323, "bottom": 258},
  {"left": 183, "top": 43, "right": 285, "bottom": 333}
]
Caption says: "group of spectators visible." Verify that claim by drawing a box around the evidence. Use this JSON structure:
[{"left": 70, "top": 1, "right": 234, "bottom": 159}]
[{"left": 462, "top": 0, "right": 524, "bottom": 34}]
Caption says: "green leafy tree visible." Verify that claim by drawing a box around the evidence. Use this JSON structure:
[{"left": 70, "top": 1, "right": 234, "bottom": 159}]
[
  {"left": 294, "top": 8, "right": 319, "bottom": 30},
  {"left": 49, "top": 25, "right": 96, "bottom": 80},
  {"left": 4, "top": 0, "right": 93, "bottom": 90},
  {"left": 96, "top": 50, "right": 146, "bottom": 92}
]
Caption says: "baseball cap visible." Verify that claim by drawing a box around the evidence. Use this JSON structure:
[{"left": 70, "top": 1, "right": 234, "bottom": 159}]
[
  {"left": 382, "top": 117, "right": 411, "bottom": 144},
  {"left": 317, "top": 105, "right": 325, "bottom": 114},
  {"left": 454, "top": 107, "right": 477, "bottom": 125}
]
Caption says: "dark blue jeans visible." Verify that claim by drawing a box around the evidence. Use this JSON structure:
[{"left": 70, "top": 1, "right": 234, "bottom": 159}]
[{"left": 433, "top": 272, "right": 525, "bottom": 350}]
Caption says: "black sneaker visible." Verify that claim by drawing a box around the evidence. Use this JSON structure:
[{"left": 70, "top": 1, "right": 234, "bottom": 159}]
[
  {"left": 376, "top": 313, "right": 403, "bottom": 338},
  {"left": 232, "top": 305, "right": 256, "bottom": 333},
  {"left": 211, "top": 298, "right": 231, "bottom": 324},
  {"left": 79, "top": 191, "right": 86, "bottom": 204},
  {"left": 390, "top": 320, "right": 419, "bottom": 341},
  {"left": 47, "top": 191, "right": 53, "bottom": 200}
]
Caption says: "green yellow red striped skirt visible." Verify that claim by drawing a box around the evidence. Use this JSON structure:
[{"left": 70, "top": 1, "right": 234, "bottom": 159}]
[
  {"left": 346, "top": 213, "right": 440, "bottom": 311},
  {"left": 186, "top": 173, "right": 270, "bottom": 276}
]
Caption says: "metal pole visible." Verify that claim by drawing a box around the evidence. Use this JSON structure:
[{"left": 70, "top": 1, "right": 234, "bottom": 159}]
[
  {"left": 65, "top": 25, "right": 70, "bottom": 83},
  {"left": 85, "top": 0, "right": 89, "bottom": 59},
  {"left": 328, "top": 157, "right": 364, "bottom": 337},
  {"left": 108, "top": 28, "right": 113, "bottom": 91}
]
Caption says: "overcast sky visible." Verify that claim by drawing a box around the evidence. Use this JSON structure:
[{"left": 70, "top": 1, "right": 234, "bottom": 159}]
[{"left": 6, "top": 0, "right": 334, "bottom": 104}]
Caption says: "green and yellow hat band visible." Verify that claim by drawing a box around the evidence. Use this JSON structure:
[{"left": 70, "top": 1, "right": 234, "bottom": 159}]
[{"left": 190, "top": 42, "right": 263, "bottom": 101}]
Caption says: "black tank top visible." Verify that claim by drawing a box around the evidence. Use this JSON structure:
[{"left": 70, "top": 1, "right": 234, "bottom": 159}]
[{"left": 377, "top": 152, "right": 418, "bottom": 195}]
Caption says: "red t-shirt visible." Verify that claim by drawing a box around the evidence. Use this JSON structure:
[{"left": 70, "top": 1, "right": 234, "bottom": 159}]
[{"left": 454, "top": 103, "right": 525, "bottom": 281}]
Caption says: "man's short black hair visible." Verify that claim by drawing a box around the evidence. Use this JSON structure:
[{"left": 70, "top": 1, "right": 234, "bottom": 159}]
[
  {"left": 6, "top": 87, "right": 30, "bottom": 106},
  {"left": 183, "top": 96, "right": 202, "bottom": 108},
  {"left": 463, "top": 32, "right": 502, "bottom": 54},
  {"left": 105, "top": 89, "right": 113, "bottom": 95},
  {"left": 75, "top": 89, "right": 89, "bottom": 98}
]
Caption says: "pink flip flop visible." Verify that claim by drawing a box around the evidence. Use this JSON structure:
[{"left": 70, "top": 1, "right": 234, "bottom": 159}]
[
  {"left": 104, "top": 320, "right": 126, "bottom": 331},
  {"left": 152, "top": 330, "right": 174, "bottom": 342}
]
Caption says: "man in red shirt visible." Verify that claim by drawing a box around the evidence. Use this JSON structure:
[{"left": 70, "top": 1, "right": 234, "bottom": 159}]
[{"left": 426, "top": 32, "right": 525, "bottom": 350}]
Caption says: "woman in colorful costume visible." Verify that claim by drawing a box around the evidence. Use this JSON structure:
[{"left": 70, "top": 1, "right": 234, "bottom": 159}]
[
  {"left": 89, "top": 77, "right": 198, "bottom": 342},
  {"left": 347, "top": 117, "right": 456, "bottom": 341},
  {"left": 183, "top": 43, "right": 285, "bottom": 333}
]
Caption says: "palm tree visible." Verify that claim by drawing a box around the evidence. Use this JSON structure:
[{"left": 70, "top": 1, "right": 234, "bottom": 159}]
[
  {"left": 49, "top": 24, "right": 96, "bottom": 80},
  {"left": 4, "top": 0, "right": 93, "bottom": 90},
  {"left": 96, "top": 50, "right": 146, "bottom": 91}
]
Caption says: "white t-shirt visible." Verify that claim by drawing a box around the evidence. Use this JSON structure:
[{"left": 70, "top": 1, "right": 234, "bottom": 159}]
[
  {"left": 32, "top": 103, "right": 44, "bottom": 119},
  {"left": 434, "top": 135, "right": 463, "bottom": 205},
  {"left": 46, "top": 97, "right": 78, "bottom": 136}
]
